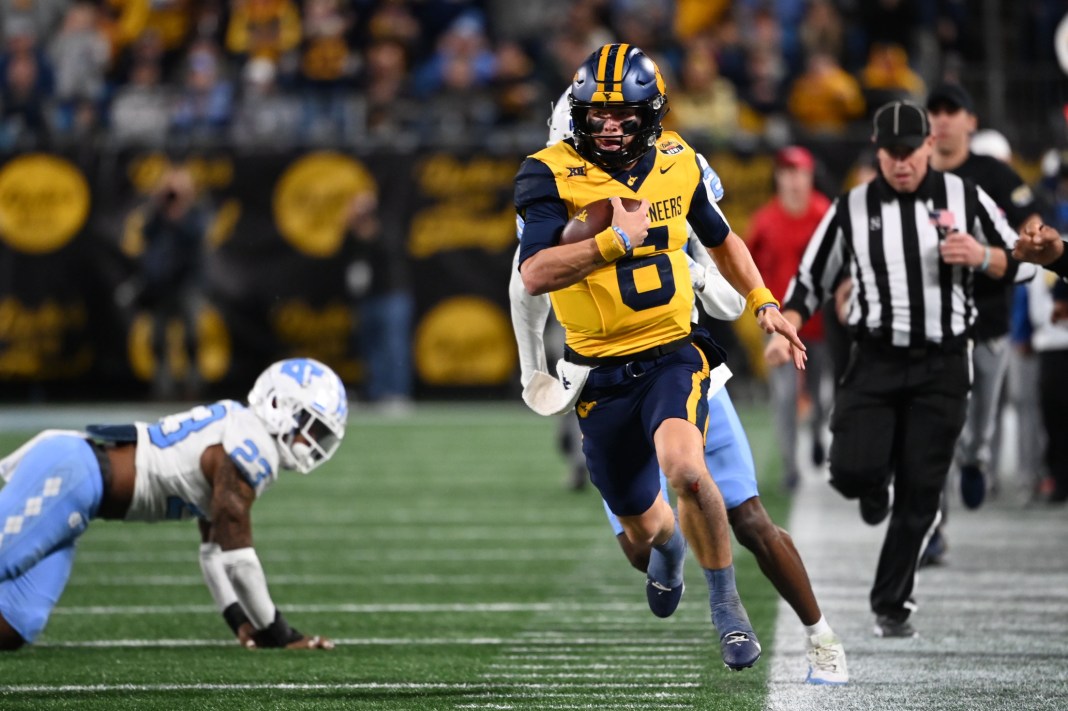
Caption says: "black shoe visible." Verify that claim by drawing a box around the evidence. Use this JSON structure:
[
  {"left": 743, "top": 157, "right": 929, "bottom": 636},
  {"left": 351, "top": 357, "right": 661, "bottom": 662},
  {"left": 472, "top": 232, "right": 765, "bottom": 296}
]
[
  {"left": 720, "top": 628, "right": 762, "bottom": 671},
  {"left": 782, "top": 469, "right": 799, "bottom": 493},
  {"left": 873, "top": 614, "right": 917, "bottom": 638},
  {"left": 646, "top": 577, "right": 684, "bottom": 618},
  {"left": 811, "top": 439, "right": 826, "bottom": 467},
  {"left": 567, "top": 464, "right": 588, "bottom": 491},
  {"left": 918, "top": 529, "right": 948, "bottom": 568},
  {"left": 859, "top": 486, "right": 892, "bottom": 525},
  {"left": 960, "top": 464, "right": 985, "bottom": 509}
]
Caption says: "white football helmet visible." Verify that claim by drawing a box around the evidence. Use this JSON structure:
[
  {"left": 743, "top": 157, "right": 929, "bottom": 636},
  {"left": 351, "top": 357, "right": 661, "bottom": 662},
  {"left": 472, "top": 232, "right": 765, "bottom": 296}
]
[
  {"left": 546, "top": 88, "right": 573, "bottom": 146},
  {"left": 247, "top": 358, "right": 348, "bottom": 474}
]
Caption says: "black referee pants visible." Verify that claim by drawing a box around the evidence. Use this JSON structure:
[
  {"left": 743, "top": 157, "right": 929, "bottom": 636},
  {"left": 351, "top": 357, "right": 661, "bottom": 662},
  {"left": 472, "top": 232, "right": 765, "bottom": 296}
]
[{"left": 828, "top": 340, "right": 970, "bottom": 621}]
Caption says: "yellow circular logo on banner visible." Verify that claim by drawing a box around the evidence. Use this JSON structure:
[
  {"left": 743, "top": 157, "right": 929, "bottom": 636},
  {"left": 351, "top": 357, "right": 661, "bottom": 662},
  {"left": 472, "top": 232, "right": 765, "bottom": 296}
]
[
  {"left": 273, "top": 152, "right": 376, "bottom": 258},
  {"left": 414, "top": 296, "right": 515, "bottom": 385},
  {"left": 128, "top": 305, "right": 231, "bottom": 384},
  {"left": 0, "top": 154, "right": 90, "bottom": 254}
]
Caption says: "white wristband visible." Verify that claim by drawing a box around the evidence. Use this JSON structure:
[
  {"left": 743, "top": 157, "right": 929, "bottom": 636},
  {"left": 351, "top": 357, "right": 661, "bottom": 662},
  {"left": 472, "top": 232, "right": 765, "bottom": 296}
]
[{"left": 218, "top": 547, "right": 276, "bottom": 629}]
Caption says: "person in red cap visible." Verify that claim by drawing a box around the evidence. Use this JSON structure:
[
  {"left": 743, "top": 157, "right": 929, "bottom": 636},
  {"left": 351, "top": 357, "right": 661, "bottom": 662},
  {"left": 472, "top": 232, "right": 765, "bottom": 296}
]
[{"left": 746, "top": 146, "right": 832, "bottom": 490}]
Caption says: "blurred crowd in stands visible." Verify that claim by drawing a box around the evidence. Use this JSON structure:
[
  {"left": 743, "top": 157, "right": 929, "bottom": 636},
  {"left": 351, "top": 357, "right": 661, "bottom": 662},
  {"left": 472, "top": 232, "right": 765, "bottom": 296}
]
[{"left": 1, "top": 0, "right": 1065, "bottom": 153}]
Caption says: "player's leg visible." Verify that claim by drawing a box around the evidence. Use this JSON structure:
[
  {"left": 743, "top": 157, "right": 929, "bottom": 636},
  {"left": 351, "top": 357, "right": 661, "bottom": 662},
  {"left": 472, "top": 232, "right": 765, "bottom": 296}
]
[
  {"left": 707, "top": 386, "right": 847, "bottom": 684},
  {"left": 658, "top": 417, "right": 760, "bottom": 671},
  {"left": 0, "top": 543, "right": 77, "bottom": 649},
  {"left": 706, "top": 388, "right": 821, "bottom": 623},
  {"left": 602, "top": 480, "right": 665, "bottom": 573},
  {"left": 601, "top": 478, "right": 683, "bottom": 617},
  {"left": 0, "top": 435, "right": 100, "bottom": 583},
  {"left": 580, "top": 381, "right": 679, "bottom": 596},
  {"left": 646, "top": 347, "right": 760, "bottom": 670}
]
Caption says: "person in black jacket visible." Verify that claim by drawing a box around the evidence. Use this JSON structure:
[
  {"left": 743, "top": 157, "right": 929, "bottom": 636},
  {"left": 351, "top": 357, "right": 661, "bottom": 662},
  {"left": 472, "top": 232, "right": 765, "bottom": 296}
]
[
  {"left": 920, "top": 83, "right": 1041, "bottom": 564},
  {"left": 123, "top": 166, "right": 210, "bottom": 400}
]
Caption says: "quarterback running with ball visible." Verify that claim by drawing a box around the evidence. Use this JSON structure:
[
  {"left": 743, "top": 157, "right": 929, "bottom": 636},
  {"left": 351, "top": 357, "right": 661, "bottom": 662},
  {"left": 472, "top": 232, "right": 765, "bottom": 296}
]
[
  {"left": 514, "top": 43, "right": 805, "bottom": 672},
  {"left": 512, "top": 84, "right": 848, "bottom": 684}
]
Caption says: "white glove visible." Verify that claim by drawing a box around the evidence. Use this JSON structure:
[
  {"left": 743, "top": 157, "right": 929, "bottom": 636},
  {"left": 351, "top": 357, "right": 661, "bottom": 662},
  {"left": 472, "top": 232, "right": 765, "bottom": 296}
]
[
  {"left": 686, "top": 230, "right": 745, "bottom": 321},
  {"left": 521, "top": 360, "right": 591, "bottom": 416},
  {"left": 509, "top": 247, "right": 551, "bottom": 387}
]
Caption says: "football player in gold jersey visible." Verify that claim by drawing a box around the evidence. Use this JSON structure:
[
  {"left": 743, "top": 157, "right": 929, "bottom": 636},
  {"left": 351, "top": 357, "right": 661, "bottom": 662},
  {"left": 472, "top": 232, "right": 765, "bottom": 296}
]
[{"left": 514, "top": 43, "right": 805, "bottom": 672}]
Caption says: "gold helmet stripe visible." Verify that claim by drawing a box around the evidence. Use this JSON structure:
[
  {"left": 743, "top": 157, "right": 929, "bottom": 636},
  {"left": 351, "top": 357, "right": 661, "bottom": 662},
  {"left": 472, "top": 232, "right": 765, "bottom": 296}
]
[
  {"left": 592, "top": 43, "right": 630, "bottom": 103},
  {"left": 612, "top": 43, "right": 630, "bottom": 86},
  {"left": 595, "top": 44, "right": 611, "bottom": 92}
]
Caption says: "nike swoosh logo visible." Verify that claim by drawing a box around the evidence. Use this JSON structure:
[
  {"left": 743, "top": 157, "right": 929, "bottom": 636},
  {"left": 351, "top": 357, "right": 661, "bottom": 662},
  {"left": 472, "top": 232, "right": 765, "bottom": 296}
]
[{"left": 660, "top": 163, "right": 675, "bottom": 174}]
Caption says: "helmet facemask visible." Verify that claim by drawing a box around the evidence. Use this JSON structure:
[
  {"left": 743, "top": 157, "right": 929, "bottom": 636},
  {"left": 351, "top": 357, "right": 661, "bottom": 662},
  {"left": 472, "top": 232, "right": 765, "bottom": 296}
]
[
  {"left": 570, "top": 96, "right": 666, "bottom": 171},
  {"left": 568, "top": 44, "right": 668, "bottom": 171},
  {"left": 282, "top": 406, "right": 344, "bottom": 474}
]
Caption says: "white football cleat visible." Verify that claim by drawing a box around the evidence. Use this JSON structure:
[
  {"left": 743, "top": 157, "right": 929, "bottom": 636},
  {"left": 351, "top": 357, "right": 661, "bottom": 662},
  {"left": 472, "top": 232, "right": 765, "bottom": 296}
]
[{"left": 805, "top": 630, "right": 849, "bottom": 685}]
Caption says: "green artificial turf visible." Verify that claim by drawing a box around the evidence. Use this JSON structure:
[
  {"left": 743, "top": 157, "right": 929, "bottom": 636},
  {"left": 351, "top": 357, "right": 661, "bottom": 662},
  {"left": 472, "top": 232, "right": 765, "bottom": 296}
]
[{"left": 0, "top": 403, "right": 786, "bottom": 710}]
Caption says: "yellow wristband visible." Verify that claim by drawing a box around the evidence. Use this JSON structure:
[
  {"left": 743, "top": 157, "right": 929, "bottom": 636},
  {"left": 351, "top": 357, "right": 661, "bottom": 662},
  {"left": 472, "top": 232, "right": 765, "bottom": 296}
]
[
  {"left": 595, "top": 228, "right": 628, "bottom": 263},
  {"left": 745, "top": 287, "right": 780, "bottom": 317}
]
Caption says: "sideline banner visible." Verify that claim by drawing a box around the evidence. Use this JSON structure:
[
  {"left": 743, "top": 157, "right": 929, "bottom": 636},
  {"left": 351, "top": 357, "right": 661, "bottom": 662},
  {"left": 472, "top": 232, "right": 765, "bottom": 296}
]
[
  {"left": 0, "top": 153, "right": 99, "bottom": 395},
  {"left": 0, "top": 148, "right": 522, "bottom": 400},
  {"left": 0, "top": 141, "right": 825, "bottom": 401}
]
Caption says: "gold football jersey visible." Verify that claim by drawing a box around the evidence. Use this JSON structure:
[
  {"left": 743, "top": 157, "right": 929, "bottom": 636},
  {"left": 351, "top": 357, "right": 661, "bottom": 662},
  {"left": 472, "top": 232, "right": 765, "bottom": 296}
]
[{"left": 528, "top": 131, "right": 706, "bottom": 358}]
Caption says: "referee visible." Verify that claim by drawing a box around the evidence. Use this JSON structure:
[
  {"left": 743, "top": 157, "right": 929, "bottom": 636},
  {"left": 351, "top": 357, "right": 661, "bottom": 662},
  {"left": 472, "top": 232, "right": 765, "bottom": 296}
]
[{"left": 765, "top": 100, "right": 1022, "bottom": 639}]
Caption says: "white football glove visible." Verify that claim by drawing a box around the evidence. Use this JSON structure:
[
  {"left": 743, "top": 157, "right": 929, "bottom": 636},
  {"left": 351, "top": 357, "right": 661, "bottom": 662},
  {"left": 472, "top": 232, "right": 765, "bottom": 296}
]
[{"left": 686, "top": 231, "right": 745, "bottom": 321}]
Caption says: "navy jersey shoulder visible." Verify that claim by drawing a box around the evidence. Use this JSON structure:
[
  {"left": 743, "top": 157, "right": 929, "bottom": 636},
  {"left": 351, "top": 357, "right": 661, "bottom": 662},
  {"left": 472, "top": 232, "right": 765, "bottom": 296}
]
[{"left": 515, "top": 156, "right": 561, "bottom": 213}]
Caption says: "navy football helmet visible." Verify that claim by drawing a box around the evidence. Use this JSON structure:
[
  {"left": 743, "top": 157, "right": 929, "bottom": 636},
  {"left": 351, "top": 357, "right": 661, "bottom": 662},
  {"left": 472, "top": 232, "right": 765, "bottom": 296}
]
[{"left": 569, "top": 44, "right": 668, "bottom": 171}]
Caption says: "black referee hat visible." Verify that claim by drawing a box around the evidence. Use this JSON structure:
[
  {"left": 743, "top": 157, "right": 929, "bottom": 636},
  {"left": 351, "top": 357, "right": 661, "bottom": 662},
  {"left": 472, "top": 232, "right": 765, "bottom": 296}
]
[{"left": 872, "top": 100, "right": 930, "bottom": 150}]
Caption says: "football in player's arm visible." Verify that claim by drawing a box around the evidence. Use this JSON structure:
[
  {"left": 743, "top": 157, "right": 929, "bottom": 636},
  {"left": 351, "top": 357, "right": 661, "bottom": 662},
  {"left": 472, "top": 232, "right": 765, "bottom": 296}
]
[
  {"left": 515, "top": 96, "right": 805, "bottom": 370},
  {"left": 0, "top": 358, "right": 347, "bottom": 651}
]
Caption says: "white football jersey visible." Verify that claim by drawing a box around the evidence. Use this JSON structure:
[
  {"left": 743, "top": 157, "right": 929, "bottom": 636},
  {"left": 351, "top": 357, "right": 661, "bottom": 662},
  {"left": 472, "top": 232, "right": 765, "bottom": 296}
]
[{"left": 126, "top": 400, "right": 280, "bottom": 522}]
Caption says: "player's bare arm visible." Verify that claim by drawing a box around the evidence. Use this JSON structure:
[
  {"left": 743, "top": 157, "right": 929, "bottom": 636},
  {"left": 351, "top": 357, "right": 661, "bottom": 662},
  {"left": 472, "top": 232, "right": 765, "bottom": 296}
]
[
  {"left": 203, "top": 446, "right": 334, "bottom": 651},
  {"left": 205, "top": 446, "right": 256, "bottom": 549},
  {"left": 521, "top": 197, "right": 651, "bottom": 295},
  {"left": 708, "top": 231, "right": 807, "bottom": 368}
]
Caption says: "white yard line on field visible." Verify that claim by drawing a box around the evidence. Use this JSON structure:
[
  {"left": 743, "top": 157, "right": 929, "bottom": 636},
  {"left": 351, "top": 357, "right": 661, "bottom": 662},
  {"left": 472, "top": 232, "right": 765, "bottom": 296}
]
[
  {"left": 52, "top": 601, "right": 651, "bottom": 615},
  {"left": 38, "top": 636, "right": 709, "bottom": 649},
  {"left": 0, "top": 681, "right": 704, "bottom": 694}
]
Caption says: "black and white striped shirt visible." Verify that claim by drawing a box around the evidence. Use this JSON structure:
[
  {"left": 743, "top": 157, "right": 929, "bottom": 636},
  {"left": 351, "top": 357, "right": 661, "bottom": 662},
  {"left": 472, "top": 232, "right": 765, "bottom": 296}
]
[{"left": 783, "top": 169, "right": 1019, "bottom": 348}]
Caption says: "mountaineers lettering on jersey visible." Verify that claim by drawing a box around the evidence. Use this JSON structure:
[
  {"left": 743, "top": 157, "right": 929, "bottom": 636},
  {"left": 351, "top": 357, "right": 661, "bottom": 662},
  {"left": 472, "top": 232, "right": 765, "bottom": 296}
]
[
  {"left": 514, "top": 130, "right": 731, "bottom": 358},
  {"left": 647, "top": 195, "right": 683, "bottom": 223}
]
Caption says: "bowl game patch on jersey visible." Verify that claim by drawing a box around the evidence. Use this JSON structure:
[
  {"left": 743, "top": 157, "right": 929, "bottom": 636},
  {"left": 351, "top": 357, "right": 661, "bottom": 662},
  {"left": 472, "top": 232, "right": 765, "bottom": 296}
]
[{"left": 658, "top": 139, "right": 685, "bottom": 155}]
